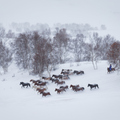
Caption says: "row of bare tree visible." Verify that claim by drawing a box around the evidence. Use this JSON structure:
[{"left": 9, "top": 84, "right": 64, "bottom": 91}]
[{"left": 0, "top": 27, "right": 120, "bottom": 75}]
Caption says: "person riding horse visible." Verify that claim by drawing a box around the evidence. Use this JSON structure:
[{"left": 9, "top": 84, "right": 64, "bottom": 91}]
[{"left": 107, "top": 64, "right": 115, "bottom": 73}]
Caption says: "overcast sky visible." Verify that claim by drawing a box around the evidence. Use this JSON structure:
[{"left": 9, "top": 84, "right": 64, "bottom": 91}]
[{"left": 0, "top": 0, "right": 120, "bottom": 30}]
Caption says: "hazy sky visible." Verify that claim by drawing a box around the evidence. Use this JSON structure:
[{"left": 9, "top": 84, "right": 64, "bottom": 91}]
[{"left": 0, "top": 0, "right": 120, "bottom": 30}]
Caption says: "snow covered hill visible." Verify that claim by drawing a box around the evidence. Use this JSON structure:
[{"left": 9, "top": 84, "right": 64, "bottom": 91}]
[{"left": 0, "top": 61, "right": 120, "bottom": 120}]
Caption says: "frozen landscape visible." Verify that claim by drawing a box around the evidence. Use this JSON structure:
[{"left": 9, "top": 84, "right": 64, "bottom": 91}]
[
  {"left": 0, "top": 60, "right": 120, "bottom": 120},
  {"left": 0, "top": 0, "right": 120, "bottom": 120}
]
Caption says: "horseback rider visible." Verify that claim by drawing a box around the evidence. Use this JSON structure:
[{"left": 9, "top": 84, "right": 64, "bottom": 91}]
[{"left": 109, "top": 64, "right": 112, "bottom": 71}]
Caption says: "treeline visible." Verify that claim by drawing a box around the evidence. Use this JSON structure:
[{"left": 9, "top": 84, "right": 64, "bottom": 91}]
[
  {"left": 0, "top": 25, "right": 120, "bottom": 75},
  {"left": 9, "top": 22, "right": 99, "bottom": 33}
]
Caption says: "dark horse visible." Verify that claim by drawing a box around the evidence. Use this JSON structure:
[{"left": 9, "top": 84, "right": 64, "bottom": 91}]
[
  {"left": 73, "top": 70, "right": 84, "bottom": 75},
  {"left": 52, "top": 74, "right": 63, "bottom": 79},
  {"left": 107, "top": 67, "right": 115, "bottom": 73},
  {"left": 87, "top": 84, "right": 99, "bottom": 89},
  {"left": 20, "top": 82, "right": 31, "bottom": 88}
]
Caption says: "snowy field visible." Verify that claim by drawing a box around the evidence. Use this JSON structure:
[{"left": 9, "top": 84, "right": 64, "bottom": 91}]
[{"left": 0, "top": 61, "right": 120, "bottom": 120}]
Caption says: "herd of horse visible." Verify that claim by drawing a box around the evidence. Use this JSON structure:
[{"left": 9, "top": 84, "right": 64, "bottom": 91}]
[
  {"left": 20, "top": 68, "right": 115, "bottom": 96},
  {"left": 20, "top": 67, "right": 115, "bottom": 97},
  {"left": 19, "top": 69, "right": 101, "bottom": 97}
]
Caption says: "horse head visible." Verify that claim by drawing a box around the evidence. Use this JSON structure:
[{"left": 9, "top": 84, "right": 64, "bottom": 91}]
[
  {"left": 20, "top": 82, "right": 24, "bottom": 85},
  {"left": 55, "top": 88, "right": 59, "bottom": 91},
  {"left": 52, "top": 75, "right": 54, "bottom": 77},
  {"left": 30, "top": 79, "right": 34, "bottom": 82},
  {"left": 87, "top": 84, "right": 90, "bottom": 87}
]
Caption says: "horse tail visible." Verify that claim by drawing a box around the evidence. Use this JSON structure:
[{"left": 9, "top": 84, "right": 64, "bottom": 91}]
[{"left": 83, "top": 87, "right": 85, "bottom": 90}]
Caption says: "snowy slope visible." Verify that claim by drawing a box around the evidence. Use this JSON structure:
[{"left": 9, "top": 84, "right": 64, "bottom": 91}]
[{"left": 0, "top": 61, "right": 120, "bottom": 120}]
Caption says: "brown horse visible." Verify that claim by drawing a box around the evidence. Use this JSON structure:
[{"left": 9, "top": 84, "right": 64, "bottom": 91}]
[
  {"left": 74, "top": 87, "right": 85, "bottom": 92},
  {"left": 34, "top": 82, "right": 47, "bottom": 87},
  {"left": 60, "top": 85, "right": 68, "bottom": 90},
  {"left": 36, "top": 88, "right": 46, "bottom": 91},
  {"left": 39, "top": 82, "right": 48, "bottom": 86},
  {"left": 30, "top": 79, "right": 42, "bottom": 84},
  {"left": 37, "top": 88, "right": 47, "bottom": 94},
  {"left": 30, "top": 79, "right": 38, "bottom": 84},
  {"left": 34, "top": 82, "right": 41, "bottom": 86},
  {"left": 55, "top": 88, "right": 66, "bottom": 94},
  {"left": 70, "top": 84, "right": 80, "bottom": 91},
  {"left": 107, "top": 68, "right": 115, "bottom": 73},
  {"left": 70, "top": 84, "right": 79, "bottom": 88},
  {"left": 56, "top": 81, "right": 65, "bottom": 85},
  {"left": 41, "top": 92, "right": 51, "bottom": 97}
]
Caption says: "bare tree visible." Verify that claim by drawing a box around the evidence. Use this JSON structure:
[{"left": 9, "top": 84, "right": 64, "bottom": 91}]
[
  {"left": 101, "top": 34, "right": 116, "bottom": 60},
  {"left": 14, "top": 32, "right": 31, "bottom": 69},
  {"left": 32, "top": 35, "right": 53, "bottom": 77},
  {"left": 107, "top": 41, "right": 120, "bottom": 68},
  {"left": 0, "top": 41, "right": 12, "bottom": 73},
  {"left": 84, "top": 33, "right": 103, "bottom": 69},
  {"left": 73, "top": 34, "right": 85, "bottom": 62},
  {"left": 53, "top": 28, "right": 70, "bottom": 63}
]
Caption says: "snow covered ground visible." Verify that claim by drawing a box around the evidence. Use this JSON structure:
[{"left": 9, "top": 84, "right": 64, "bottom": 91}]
[{"left": 0, "top": 61, "right": 120, "bottom": 120}]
